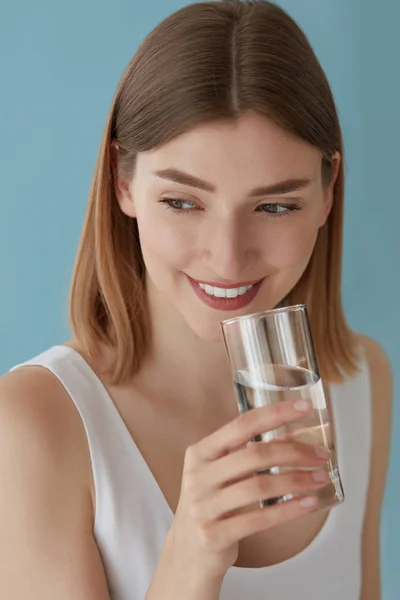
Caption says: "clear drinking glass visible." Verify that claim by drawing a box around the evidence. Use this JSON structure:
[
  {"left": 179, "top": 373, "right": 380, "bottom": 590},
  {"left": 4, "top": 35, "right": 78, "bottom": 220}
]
[{"left": 221, "top": 304, "right": 344, "bottom": 511}]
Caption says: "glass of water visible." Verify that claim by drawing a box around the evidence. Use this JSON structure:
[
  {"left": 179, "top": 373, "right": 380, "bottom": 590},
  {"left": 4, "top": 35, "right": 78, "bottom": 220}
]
[{"left": 221, "top": 304, "right": 344, "bottom": 511}]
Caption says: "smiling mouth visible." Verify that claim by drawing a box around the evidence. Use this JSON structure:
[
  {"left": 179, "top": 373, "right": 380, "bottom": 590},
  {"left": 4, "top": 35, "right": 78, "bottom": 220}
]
[
  {"left": 187, "top": 276, "right": 264, "bottom": 311},
  {"left": 196, "top": 281, "right": 254, "bottom": 298}
]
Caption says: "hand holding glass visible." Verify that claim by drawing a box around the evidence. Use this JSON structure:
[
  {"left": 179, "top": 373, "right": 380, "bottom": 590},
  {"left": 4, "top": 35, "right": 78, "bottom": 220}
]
[{"left": 222, "top": 304, "right": 344, "bottom": 511}]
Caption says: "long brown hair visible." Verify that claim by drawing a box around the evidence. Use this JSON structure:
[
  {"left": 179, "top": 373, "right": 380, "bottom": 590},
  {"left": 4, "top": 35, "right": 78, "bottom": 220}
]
[{"left": 69, "top": 0, "right": 358, "bottom": 384}]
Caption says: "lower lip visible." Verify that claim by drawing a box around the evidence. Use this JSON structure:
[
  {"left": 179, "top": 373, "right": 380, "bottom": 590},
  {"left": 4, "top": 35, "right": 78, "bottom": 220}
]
[{"left": 188, "top": 277, "right": 262, "bottom": 311}]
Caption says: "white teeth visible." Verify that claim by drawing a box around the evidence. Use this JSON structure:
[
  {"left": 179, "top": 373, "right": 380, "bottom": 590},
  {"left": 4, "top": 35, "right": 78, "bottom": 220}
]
[
  {"left": 213, "top": 287, "right": 226, "bottom": 298},
  {"left": 198, "top": 283, "right": 253, "bottom": 298},
  {"left": 226, "top": 287, "right": 239, "bottom": 299}
]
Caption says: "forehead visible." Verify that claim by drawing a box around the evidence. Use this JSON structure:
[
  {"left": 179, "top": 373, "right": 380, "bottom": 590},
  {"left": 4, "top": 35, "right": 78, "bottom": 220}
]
[{"left": 135, "top": 112, "right": 322, "bottom": 184}]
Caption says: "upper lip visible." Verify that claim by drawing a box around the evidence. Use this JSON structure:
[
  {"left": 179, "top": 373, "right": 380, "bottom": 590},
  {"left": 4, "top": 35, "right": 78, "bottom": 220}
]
[{"left": 189, "top": 276, "right": 262, "bottom": 289}]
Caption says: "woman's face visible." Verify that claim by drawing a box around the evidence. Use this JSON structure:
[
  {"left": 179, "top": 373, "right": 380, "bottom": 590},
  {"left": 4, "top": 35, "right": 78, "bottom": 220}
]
[{"left": 117, "top": 112, "right": 338, "bottom": 341}]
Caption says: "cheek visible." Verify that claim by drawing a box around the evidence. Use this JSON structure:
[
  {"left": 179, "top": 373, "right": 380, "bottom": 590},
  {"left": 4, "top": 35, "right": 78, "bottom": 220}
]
[
  {"left": 264, "top": 219, "right": 319, "bottom": 268},
  {"left": 136, "top": 210, "right": 195, "bottom": 270}
]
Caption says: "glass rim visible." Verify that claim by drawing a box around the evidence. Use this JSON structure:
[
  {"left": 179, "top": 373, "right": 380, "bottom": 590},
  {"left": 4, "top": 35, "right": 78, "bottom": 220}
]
[{"left": 221, "top": 303, "right": 306, "bottom": 328}]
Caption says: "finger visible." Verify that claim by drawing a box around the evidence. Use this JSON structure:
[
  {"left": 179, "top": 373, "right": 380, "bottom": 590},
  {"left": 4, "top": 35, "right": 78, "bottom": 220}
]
[
  {"left": 201, "top": 469, "right": 329, "bottom": 520},
  {"left": 194, "top": 398, "right": 313, "bottom": 462},
  {"left": 212, "top": 495, "right": 319, "bottom": 549},
  {"left": 203, "top": 440, "right": 331, "bottom": 490}
]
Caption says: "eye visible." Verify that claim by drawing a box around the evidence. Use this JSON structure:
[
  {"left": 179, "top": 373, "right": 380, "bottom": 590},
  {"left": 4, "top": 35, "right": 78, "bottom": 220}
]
[
  {"left": 159, "top": 198, "right": 197, "bottom": 211},
  {"left": 256, "top": 203, "right": 300, "bottom": 217}
]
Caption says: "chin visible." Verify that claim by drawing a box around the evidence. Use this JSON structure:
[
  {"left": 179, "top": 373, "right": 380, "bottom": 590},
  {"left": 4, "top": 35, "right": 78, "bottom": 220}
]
[
  {"left": 183, "top": 295, "right": 292, "bottom": 341},
  {"left": 183, "top": 314, "right": 227, "bottom": 344}
]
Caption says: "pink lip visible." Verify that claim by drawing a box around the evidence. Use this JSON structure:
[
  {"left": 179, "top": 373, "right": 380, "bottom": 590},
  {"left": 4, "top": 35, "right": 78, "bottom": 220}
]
[{"left": 187, "top": 275, "right": 263, "bottom": 312}]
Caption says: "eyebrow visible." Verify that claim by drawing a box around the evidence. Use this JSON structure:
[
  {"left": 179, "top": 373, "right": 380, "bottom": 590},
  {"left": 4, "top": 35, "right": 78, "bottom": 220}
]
[{"left": 154, "top": 168, "right": 314, "bottom": 197}]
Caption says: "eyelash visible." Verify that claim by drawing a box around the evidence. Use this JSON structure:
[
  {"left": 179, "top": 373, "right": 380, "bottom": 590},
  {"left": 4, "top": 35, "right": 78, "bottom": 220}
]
[{"left": 158, "top": 198, "right": 301, "bottom": 219}]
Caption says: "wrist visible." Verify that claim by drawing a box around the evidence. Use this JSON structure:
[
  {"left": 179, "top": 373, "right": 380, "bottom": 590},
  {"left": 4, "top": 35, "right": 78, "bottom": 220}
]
[
  {"left": 184, "top": 567, "right": 224, "bottom": 597},
  {"left": 146, "top": 556, "right": 223, "bottom": 600},
  {"left": 161, "top": 527, "right": 225, "bottom": 597}
]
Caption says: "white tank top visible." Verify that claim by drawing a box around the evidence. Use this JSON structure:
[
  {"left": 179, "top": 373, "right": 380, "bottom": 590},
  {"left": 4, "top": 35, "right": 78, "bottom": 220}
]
[{"left": 11, "top": 345, "right": 372, "bottom": 599}]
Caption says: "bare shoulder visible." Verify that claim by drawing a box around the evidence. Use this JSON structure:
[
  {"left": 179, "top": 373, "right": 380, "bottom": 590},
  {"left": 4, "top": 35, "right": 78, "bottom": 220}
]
[
  {"left": 0, "top": 364, "right": 109, "bottom": 598},
  {"left": 0, "top": 364, "right": 92, "bottom": 475},
  {"left": 0, "top": 364, "right": 94, "bottom": 518}
]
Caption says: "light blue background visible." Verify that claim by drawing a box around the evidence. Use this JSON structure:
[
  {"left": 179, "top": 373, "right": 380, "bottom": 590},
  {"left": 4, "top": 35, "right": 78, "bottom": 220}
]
[{"left": 0, "top": 0, "right": 398, "bottom": 596}]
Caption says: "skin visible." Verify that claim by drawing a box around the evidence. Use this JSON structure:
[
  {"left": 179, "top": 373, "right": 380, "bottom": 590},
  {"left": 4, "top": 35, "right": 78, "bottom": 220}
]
[
  {"left": 119, "top": 112, "right": 336, "bottom": 344},
  {"left": 0, "top": 112, "right": 392, "bottom": 599}
]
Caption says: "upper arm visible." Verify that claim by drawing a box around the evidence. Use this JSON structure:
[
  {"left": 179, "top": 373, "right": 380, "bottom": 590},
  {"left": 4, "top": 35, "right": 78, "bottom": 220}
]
[
  {"left": 358, "top": 335, "right": 393, "bottom": 600},
  {"left": 0, "top": 368, "right": 111, "bottom": 600}
]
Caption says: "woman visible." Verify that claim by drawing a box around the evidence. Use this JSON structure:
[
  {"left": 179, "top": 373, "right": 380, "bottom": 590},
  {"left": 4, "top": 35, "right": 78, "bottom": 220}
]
[{"left": 0, "top": 1, "right": 392, "bottom": 598}]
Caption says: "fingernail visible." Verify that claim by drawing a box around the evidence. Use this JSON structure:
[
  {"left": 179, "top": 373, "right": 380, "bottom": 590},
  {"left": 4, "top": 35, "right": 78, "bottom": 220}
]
[
  {"left": 293, "top": 399, "right": 312, "bottom": 412},
  {"left": 315, "top": 447, "right": 331, "bottom": 460},
  {"left": 311, "top": 470, "right": 330, "bottom": 483},
  {"left": 299, "top": 496, "right": 318, "bottom": 509}
]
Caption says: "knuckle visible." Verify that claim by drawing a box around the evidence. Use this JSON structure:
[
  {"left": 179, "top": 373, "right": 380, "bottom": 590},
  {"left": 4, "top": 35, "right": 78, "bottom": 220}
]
[
  {"left": 184, "top": 444, "right": 198, "bottom": 468},
  {"left": 266, "top": 501, "right": 287, "bottom": 527},
  {"left": 185, "top": 444, "right": 197, "bottom": 461},
  {"left": 264, "top": 441, "right": 282, "bottom": 461},
  {"left": 249, "top": 441, "right": 266, "bottom": 461},
  {"left": 254, "top": 474, "right": 269, "bottom": 495},
  {"left": 236, "top": 409, "right": 255, "bottom": 432},
  {"left": 290, "top": 471, "right": 307, "bottom": 487}
]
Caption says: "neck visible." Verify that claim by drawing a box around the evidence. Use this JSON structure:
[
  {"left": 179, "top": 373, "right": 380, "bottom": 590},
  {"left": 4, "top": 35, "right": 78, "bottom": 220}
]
[{"left": 137, "top": 286, "right": 235, "bottom": 408}]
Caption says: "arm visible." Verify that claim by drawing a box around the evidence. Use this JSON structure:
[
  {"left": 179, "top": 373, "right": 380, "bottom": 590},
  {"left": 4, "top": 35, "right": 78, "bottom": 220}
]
[
  {"left": 359, "top": 336, "right": 393, "bottom": 600},
  {"left": 145, "top": 530, "right": 223, "bottom": 600},
  {"left": 0, "top": 367, "right": 224, "bottom": 600},
  {"left": 0, "top": 368, "right": 111, "bottom": 599}
]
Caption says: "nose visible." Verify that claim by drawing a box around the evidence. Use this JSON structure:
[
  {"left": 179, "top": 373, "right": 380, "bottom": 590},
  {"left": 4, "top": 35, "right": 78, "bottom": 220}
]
[{"left": 200, "top": 216, "right": 259, "bottom": 281}]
